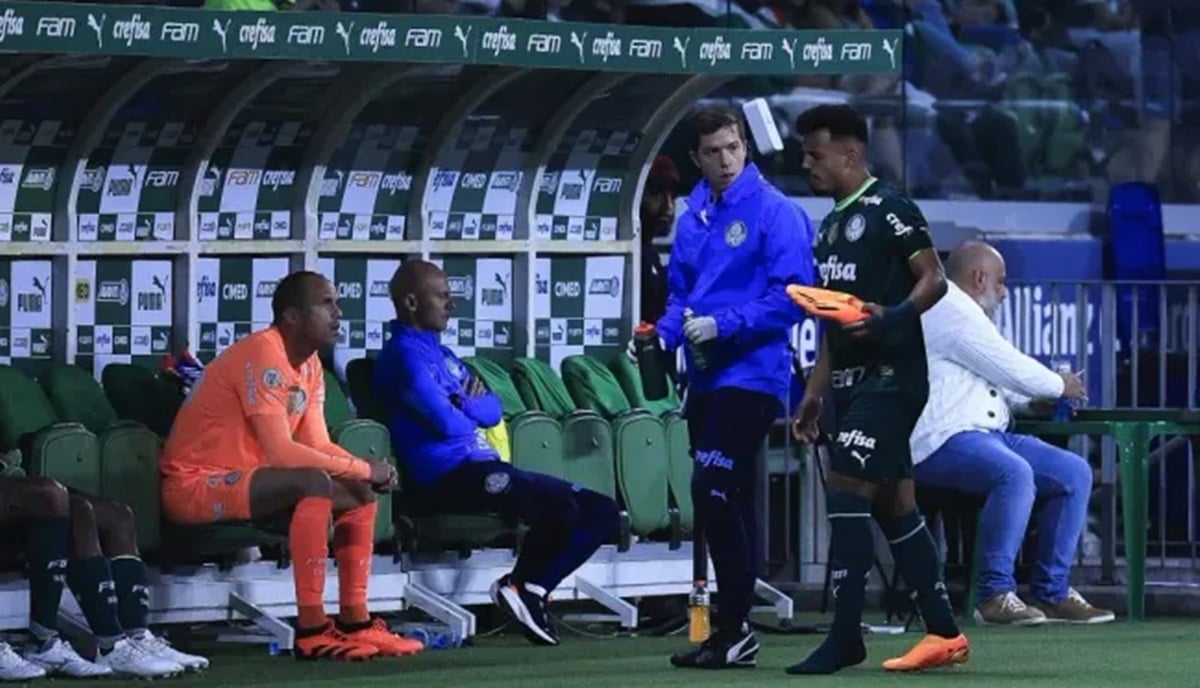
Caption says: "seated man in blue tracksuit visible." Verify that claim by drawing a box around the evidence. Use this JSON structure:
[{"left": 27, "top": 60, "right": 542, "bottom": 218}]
[
  {"left": 645, "top": 105, "right": 814, "bottom": 670},
  {"left": 373, "top": 260, "right": 620, "bottom": 647}
]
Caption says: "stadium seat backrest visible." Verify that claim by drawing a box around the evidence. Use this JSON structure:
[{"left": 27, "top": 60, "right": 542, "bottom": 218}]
[
  {"left": 608, "top": 356, "right": 680, "bottom": 416},
  {"left": 101, "top": 364, "right": 182, "bottom": 438},
  {"left": 511, "top": 358, "right": 575, "bottom": 418},
  {"left": 0, "top": 366, "right": 101, "bottom": 494},
  {"left": 0, "top": 365, "right": 61, "bottom": 451},
  {"left": 322, "top": 368, "right": 355, "bottom": 429},
  {"left": 462, "top": 356, "right": 528, "bottom": 417},
  {"left": 560, "top": 355, "right": 633, "bottom": 418},
  {"left": 39, "top": 364, "right": 120, "bottom": 436},
  {"left": 344, "top": 356, "right": 384, "bottom": 424}
]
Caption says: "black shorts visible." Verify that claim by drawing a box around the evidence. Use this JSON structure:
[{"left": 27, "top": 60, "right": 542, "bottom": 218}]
[{"left": 828, "top": 387, "right": 926, "bottom": 484}]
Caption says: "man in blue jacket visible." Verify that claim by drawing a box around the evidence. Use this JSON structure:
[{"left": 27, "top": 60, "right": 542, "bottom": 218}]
[
  {"left": 653, "top": 105, "right": 814, "bottom": 670},
  {"left": 373, "top": 261, "right": 620, "bottom": 647}
]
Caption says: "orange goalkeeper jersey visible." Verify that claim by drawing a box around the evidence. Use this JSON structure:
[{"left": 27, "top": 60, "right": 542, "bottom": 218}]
[{"left": 161, "top": 327, "right": 370, "bottom": 481}]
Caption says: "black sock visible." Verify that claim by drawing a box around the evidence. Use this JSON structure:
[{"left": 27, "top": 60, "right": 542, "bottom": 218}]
[
  {"left": 26, "top": 517, "right": 69, "bottom": 638},
  {"left": 110, "top": 556, "right": 149, "bottom": 635},
  {"left": 786, "top": 491, "right": 870, "bottom": 676},
  {"left": 67, "top": 556, "right": 123, "bottom": 648},
  {"left": 883, "top": 509, "right": 960, "bottom": 639},
  {"left": 826, "top": 492, "right": 874, "bottom": 644}
]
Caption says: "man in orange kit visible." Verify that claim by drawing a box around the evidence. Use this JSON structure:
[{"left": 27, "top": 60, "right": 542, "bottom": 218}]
[{"left": 161, "top": 270, "right": 421, "bottom": 661}]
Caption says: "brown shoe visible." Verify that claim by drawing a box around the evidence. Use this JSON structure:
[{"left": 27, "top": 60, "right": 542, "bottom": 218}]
[
  {"left": 973, "top": 591, "right": 1047, "bottom": 626},
  {"left": 1031, "top": 588, "right": 1116, "bottom": 624}
]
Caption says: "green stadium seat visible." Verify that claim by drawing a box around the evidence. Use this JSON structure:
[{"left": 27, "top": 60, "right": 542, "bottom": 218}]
[
  {"left": 344, "top": 356, "right": 518, "bottom": 555},
  {"left": 511, "top": 358, "right": 617, "bottom": 489},
  {"left": 608, "top": 357, "right": 693, "bottom": 533},
  {"left": 91, "top": 363, "right": 290, "bottom": 566},
  {"left": 100, "top": 363, "right": 183, "bottom": 438},
  {"left": 344, "top": 357, "right": 385, "bottom": 425},
  {"left": 560, "top": 356, "right": 676, "bottom": 544},
  {"left": 39, "top": 364, "right": 164, "bottom": 551},
  {"left": 462, "top": 356, "right": 564, "bottom": 481},
  {"left": 323, "top": 370, "right": 395, "bottom": 547},
  {"left": 0, "top": 365, "right": 102, "bottom": 496},
  {"left": 322, "top": 368, "right": 355, "bottom": 430}
]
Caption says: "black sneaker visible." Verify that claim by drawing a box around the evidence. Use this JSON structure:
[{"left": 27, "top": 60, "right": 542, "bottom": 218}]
[
  {"left": 490, "top": 575, "right": 559, "bottom": 646},
  {"left": 670, "top": 622, "right": 758, "bottom": 669}
]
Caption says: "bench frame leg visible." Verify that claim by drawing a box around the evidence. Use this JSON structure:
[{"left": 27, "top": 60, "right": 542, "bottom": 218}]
[
  {"left": 225, "top": 591, "right": 296, "bottom": 651},
  {"left": 574, "top": 576, "right": 638, "bottom": 629},
  {"left": 403, "top": 581, "right": 475, "bottom": 640},
  {"left": 753, "top": 578, "right": 794, "bottom": 622}
]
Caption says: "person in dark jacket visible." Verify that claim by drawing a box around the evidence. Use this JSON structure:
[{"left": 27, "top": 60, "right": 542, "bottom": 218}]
[
  {"left": 640, "top": 155, "right": 682, "bottom": 324},
  {"left": 651, "top": 105, "right": 814, "bottom": 670},
  {"left": 373, "top": 261, "right": 620, "bottom": 648}
]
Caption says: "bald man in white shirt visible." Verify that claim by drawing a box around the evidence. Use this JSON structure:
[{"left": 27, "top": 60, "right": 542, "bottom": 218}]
[{"left": 910, "top": 241, "right": 1114, "bottom": 627}]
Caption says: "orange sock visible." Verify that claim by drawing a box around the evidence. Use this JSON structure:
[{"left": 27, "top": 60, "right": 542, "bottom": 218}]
[
  {"left": 334, "top": 501, "right": 377, "bottom": 626},
  {"left": 290, "top": 496, "right": 333, "bottom": 630}
]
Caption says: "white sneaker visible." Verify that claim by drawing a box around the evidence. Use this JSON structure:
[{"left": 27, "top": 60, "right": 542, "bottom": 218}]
[
  {"left": 131, "top": 631, "right": 209, "bottom": 672},
  {"left": 23, "top": 637, "right": 112, "bottom": 678},
  {"left": 0, "top": 642, "right": 45, "bottom": 681},
  {"left": 96, "top": 638, "right": 183, "bottom": 679}
]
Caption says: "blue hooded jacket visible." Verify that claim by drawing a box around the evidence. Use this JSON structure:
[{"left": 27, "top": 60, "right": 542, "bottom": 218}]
[
  {"left": 373, "top": 321, "right": 501, "bottom": 487},
  {"left": 656, "top": 163, "right": 814, "bottom": 402}
]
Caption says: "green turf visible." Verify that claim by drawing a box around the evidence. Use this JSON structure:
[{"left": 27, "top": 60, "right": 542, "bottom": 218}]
[{"left": 88, "top": 621, "right": 1200, "bottom": 687}]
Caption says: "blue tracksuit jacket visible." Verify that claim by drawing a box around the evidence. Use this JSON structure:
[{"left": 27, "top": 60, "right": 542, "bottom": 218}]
[
  {"left": 373, "top": 321, "right": 501, "bottom": 487},
  {"left": 656, "top": 163, "right": 814, "bottom": 402}
]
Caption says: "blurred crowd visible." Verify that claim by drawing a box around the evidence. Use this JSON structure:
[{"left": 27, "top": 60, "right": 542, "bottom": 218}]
[{"left": 44, "top": 0, "right": 1200, "bottom": 204}]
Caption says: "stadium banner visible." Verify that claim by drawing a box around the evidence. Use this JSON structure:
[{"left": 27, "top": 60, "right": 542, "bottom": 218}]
[
  {"left": 0, "top": 4, "right": 900, "bottom": 76},
  {"left": 315, "top": 256, "right": 404, "bottom": 363},
  {"left": 430, "top": 255, "right": 518, "bottom": 367},
  {"left": 198, "top": 122, "right": 308, "bottom": 241},
  {"left": 75, "top": 258, "right": 173, "bottom": 377},
  {"left": 534, "top": 255, "right": 626, "bottom": 370},
  {"left": 76, "top": 121, "right": 193, "bottom": 242},
  {"left": 0, "top": 259, "right": 53, "bottom": 373},
  {"left": 0, "top": 120, "right": 67, "bottom": 243},
  {"left": 194, "top": 256, "right": 290, "bottom": 362}
]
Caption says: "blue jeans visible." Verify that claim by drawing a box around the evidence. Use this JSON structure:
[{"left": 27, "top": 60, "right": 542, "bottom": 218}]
[{"left": 914, "top": 431, "right": 1093, "bottom": 604}]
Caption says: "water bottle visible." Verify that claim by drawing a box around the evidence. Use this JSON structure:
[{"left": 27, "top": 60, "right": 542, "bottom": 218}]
[
  {"left": 687, "top": 581, "right": 711, "bottom": 644},
  {"left": 267, "top": 640, "right": 280, "bottom": 656},
  {"left": 683, "top": 309, "right": 709, "bottom": 371},
  {"left": 633, "top": 322, "right": 669, "bottom": 401},
  {"left": 1053, "top": 361, "right": 1074, "bottom": 422},
  {"left": 398, "top": 622, "right": 461, "bottom": 650}
]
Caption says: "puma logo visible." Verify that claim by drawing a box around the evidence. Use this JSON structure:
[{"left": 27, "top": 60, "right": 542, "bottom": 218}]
[
  {"left": 335, "top": 21, "right": 354, "bottom": 55},
  {"left": 454, "top": 25, "right": 471, "bottom": 58},
  {"left": 881, "top": 38, "right": 898, "bottom": 69},
  {"left": 87, "top": 13, "right": 106, "bottom": 49},
  {"left": 780, "top": 38, "right": 796, "bottom": 69},
  {"left": 211, "top": 18, "right": 230, "bottom": 53},
  {"left": 569, "top": 30, "right": 586, "bottom": 63},
  {"left": 672, "top": 36, "right": 690, "bottom": 69}
]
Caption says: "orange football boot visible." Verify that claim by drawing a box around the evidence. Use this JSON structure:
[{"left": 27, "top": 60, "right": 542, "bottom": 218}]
[
  {"left": 881, "top": 633, "right": 970, "bottom": 672},
  {"left": 293, "top": 622, "right": 381, "bottom": 661},
  {"left": 343, "top": 618, "right": 425, "bottom": 657}
]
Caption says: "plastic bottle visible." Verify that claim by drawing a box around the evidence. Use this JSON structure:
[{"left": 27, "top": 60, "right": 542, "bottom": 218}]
[
  {"left": 1053, "top": 361, "right": 1074, "bottom": 422},
  {"left": 687, "top": 581, "right": 711, "bottom": 644},
  {"left": 633, "top": 322, "right": 669, "bottom": 401},
  {"left": 683, "top": 309, "right": 709, "bottom": 371},
  {"left": 398, "top": 622, "right": 461, "bottom": 650}
]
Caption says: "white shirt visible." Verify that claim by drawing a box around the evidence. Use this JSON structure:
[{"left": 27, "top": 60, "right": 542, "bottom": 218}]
[{"left": 910, "top": 282, "right": 1065, "bottom": 465}]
